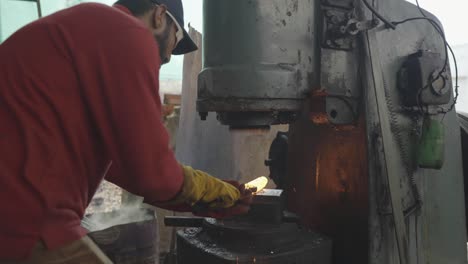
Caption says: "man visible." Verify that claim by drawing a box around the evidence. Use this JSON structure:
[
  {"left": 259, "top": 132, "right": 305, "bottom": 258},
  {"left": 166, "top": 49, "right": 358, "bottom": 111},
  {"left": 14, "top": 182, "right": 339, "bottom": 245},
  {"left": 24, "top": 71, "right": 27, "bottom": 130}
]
[{"left": 0, "top": 0, "right": 252, "bottom": 263}]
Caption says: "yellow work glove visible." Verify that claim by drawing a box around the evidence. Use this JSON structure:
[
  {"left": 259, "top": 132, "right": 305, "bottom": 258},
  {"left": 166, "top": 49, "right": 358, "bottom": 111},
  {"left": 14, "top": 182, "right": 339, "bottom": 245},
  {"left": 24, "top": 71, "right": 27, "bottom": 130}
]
[{"left": 172, "top": 165, "right": 241, "bottom": 209}]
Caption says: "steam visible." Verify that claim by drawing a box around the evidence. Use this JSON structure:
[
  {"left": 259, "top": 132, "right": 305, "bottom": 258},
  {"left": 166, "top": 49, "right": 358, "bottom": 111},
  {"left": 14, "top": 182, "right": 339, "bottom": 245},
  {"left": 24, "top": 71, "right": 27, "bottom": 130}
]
[{"left": 82, "top": 195, "right": 155, "bottom": 232}]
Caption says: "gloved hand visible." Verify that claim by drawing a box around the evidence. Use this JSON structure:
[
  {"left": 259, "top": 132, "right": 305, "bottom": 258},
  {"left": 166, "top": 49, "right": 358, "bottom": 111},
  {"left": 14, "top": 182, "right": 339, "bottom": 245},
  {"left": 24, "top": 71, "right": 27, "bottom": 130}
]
[
  {"left": 169, "top": 165, "right": 241, "bottom": 209},
  {"left": 193, "top": 181, "right": 254, "bottom": 218},
  {"left": 156, "top": 178, "right": 254, "bottom": 219}
]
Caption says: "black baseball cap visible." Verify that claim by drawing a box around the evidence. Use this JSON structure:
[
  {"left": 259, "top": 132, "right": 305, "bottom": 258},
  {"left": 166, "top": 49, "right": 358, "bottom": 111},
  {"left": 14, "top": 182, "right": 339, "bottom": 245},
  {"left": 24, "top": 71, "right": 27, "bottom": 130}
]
[{"left": 151, "top": 0, "right": 198, "bottom": 55}]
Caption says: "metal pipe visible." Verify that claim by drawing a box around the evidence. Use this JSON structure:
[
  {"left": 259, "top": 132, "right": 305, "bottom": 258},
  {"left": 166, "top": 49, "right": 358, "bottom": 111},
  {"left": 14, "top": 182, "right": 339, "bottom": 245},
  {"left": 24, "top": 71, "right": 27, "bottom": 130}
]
[{"left": 36, "top": 0, "right": 42, "bottom": 18}]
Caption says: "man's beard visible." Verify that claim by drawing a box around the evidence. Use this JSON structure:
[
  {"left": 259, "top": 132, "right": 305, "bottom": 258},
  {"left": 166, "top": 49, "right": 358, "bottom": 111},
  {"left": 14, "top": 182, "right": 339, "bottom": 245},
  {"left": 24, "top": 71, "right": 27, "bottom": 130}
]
[{"left": 155, "top": 23, "right": 172, "bottom": 65}]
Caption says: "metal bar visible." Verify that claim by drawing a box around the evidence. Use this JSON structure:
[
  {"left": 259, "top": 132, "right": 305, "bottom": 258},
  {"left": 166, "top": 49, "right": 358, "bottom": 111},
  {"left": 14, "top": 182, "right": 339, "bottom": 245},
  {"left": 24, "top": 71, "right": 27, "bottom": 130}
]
[
  {"left": 36, "top": 0, "right": 42, "bottom": 18},
  {"left": 363, "top": 28, "right": 409, "bottom": 264},
  {"left": 164, "top": 216, "right": 205, "bottom": 227}
]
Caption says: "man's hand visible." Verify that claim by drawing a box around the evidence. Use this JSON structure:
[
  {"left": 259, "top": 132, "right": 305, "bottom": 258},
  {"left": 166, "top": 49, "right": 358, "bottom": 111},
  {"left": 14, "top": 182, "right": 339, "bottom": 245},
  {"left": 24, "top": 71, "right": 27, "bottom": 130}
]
[
  {"left": 180, "top": 166, "right": 241, "bottom": 208},
  {"left": 155, "top": 166, "right": 254, "bottom": 219},
  {"left": 158, "top": 166, "right": 241, "bottom": 207},
  {"left": 193, "top": 181, "right": 254, "bottom": 219}
]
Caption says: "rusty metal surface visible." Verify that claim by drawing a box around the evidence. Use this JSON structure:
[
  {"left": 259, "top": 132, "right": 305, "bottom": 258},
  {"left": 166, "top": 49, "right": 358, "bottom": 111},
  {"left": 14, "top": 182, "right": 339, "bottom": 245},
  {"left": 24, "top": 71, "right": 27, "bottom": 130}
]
[
  {"left": 286, "top": 0, "right": 467, "bottom": 263},
  {"left": 286, "top": 107, "right": 369, "bottom": 264}
]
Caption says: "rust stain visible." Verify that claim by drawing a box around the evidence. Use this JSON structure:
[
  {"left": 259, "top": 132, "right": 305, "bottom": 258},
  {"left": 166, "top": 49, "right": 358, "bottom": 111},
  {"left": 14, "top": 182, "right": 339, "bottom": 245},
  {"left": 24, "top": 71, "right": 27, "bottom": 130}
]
[
  {"left": 310, "top": 113, "right": 329, "bottom": 124},
  {"left": 309, "top": 89, "right": 330, "bottom": 125},
  {"left": 286, "top": 99, "right": 369, "bottom": 263}
]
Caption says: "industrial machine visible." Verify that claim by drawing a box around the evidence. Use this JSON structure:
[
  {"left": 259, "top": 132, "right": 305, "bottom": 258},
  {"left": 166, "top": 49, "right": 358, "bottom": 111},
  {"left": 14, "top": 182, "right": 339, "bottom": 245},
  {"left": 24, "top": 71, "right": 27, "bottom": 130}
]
[
  {"left": 5, "top": 0, "right": 464, "bottom": 263},
  {"left": 167, "top": 188, "right": 332, "bottom": 263},
  {"left": 169, "top": 0, "right": 467, "bottom": 263}
]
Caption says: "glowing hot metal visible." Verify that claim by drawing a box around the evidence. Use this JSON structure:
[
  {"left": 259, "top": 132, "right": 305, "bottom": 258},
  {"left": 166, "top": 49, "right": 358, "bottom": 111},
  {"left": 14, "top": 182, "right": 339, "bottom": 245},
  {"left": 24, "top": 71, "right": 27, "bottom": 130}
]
[{"left": 245, "top": 176, "right": 269, "bottom": 193}]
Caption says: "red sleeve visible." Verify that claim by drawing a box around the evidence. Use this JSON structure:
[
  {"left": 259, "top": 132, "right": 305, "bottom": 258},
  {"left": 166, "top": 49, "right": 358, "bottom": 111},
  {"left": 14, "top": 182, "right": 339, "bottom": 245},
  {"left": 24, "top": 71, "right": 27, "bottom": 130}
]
[{"left": 84, "top": 27, "right": 184, "bottom": 203}]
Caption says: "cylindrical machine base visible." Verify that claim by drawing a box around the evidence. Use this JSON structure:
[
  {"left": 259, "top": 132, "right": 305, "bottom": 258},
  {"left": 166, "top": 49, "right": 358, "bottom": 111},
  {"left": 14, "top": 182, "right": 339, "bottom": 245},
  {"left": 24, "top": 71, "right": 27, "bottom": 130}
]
[{"left": 176, "top": 219, "right": 332, "bottom": 264}]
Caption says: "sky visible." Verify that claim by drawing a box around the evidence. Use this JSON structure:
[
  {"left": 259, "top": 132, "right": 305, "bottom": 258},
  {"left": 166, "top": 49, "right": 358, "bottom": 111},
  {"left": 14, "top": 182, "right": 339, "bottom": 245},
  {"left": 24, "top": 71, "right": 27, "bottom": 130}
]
[{"left": 406, "top": 0, "right": 468, "bottom": 47}]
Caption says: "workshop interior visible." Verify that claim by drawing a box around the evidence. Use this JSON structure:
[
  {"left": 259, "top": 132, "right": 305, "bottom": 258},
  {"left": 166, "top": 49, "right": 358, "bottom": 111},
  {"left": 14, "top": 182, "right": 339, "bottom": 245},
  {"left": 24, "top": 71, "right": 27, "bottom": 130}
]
[{"left": 1, "top": 0, "right": 468, "bottom": 263}]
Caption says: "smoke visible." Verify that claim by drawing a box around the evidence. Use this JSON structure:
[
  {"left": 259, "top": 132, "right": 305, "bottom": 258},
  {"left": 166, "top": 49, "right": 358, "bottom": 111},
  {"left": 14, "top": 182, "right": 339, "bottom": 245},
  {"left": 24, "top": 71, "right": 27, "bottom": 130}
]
[{"left": 82, "top": 195, "right": 155, "bottom": 232}]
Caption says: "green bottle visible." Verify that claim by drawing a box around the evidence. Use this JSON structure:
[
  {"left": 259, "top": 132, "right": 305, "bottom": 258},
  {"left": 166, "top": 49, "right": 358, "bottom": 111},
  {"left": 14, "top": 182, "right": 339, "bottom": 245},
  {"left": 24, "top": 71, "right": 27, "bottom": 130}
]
[{"left": 417, "top": 116, "right": 445, "bottom": 169}]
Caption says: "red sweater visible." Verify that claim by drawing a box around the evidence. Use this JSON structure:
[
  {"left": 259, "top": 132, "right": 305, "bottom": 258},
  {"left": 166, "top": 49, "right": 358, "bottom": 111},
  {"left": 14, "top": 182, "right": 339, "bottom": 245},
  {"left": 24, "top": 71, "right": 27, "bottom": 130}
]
[{"left": 0, "top": 3, "right": 184, "bottom": 259}]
